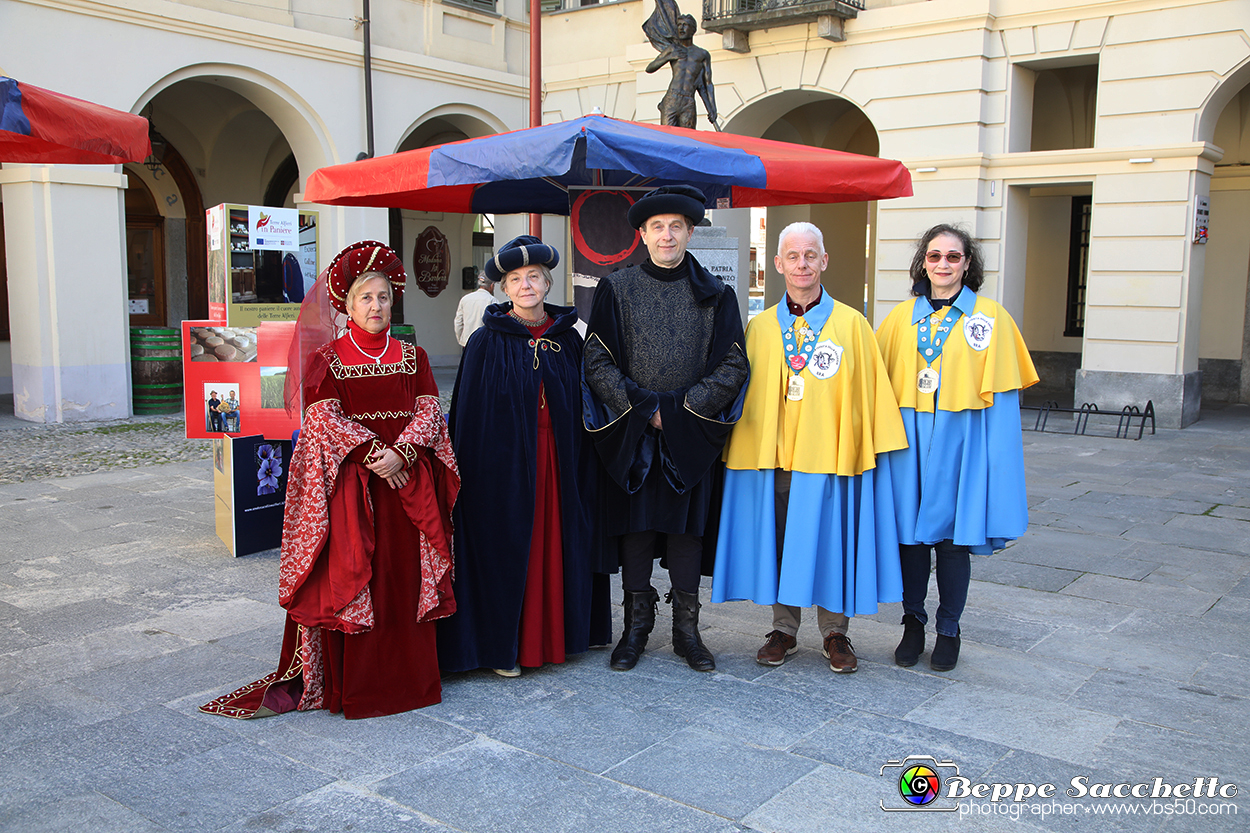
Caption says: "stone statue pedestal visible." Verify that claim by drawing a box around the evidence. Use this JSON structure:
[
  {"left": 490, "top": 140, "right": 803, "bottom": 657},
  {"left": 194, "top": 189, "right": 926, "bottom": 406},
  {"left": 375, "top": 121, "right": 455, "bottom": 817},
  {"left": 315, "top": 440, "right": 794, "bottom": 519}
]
[{"left": 689, "top": 225, "right": 745, "bottom": 321}]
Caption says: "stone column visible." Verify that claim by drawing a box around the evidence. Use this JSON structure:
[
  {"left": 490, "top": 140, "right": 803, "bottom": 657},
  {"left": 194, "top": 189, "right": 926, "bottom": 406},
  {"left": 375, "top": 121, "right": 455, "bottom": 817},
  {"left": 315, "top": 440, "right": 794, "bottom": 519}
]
[
  {"left": 1074, "top": 154, "right": 1216, "bottom": 428},
  {"left": 0, "top": 165, "right": 131, "bottom": 422}
]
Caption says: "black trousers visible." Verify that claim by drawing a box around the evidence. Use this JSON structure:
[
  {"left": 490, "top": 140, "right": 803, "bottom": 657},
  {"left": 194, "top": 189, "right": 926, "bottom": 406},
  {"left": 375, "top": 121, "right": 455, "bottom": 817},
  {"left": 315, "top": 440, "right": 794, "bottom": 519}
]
[{"left": 619, "top": 531, "right": 702, "bottom": 594}]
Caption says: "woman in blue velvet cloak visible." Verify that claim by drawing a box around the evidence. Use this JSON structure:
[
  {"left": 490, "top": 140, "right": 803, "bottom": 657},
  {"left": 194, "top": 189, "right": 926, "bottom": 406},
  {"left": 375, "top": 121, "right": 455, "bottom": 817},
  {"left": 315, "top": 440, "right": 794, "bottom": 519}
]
[
  {"left": 877, "top": 224, "right": 1038, "bottom": 673},
  {"left": 437, "top": 236, "right": 610, "bottom": 676}
]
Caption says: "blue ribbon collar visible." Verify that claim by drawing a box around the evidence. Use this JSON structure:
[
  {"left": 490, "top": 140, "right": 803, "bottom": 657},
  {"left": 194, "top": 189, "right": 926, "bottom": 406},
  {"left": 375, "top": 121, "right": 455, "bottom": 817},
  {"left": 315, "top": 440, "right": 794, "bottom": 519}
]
[
  {"left": 777, "top": 290, "right": 834, "bottom": 374},
  {"left": 912, "top": 287, "right": 976, "bottom": 367}
]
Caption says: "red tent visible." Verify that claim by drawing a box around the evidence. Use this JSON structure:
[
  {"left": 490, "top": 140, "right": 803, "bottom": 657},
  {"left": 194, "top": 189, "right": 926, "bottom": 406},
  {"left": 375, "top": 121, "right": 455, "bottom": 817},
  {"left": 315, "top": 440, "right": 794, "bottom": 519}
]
[
  {"left": 1, "top": 76, "right": 150, "bottom": 165},
  {"left": 304, "top": 114, "right": 911, "bottom": 213}
]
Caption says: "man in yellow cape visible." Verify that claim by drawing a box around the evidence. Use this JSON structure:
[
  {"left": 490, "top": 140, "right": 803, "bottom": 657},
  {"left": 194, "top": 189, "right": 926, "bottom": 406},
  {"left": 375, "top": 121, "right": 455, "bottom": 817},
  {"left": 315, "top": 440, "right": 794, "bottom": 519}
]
[{"left": 712, "top": 222, "right": 907, "bottom": 673}]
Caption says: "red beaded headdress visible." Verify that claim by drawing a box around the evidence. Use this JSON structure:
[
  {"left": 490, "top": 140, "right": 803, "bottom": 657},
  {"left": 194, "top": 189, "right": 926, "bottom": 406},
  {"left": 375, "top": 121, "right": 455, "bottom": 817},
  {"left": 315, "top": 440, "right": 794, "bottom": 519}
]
[
  {"left": 325, "top": 240, "right": 406, "bottom": 314},
  {"left": 283, "top": 240, "right": 407, "bottom": 415}
]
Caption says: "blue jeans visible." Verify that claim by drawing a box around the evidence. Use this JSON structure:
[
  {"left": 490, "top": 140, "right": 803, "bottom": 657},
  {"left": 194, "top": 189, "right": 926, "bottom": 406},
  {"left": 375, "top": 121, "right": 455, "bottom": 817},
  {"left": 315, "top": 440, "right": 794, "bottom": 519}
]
[{"left": 899, "top": 540, "right": 970, "bottom": 638}]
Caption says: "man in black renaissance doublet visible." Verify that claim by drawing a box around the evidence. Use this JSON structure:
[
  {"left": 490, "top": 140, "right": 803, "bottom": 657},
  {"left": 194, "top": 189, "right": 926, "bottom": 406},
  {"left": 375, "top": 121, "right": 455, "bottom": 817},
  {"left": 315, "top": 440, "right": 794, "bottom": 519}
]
[{"left": 583, "top": 185, "right": 748, "bottom": 673}]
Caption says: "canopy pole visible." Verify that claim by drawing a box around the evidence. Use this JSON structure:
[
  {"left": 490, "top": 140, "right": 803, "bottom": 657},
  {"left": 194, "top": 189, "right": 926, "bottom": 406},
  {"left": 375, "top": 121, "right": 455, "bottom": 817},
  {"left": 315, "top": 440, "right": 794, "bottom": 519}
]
[{"left": 528, "top": 0, "right": 541, "bottom": 237}]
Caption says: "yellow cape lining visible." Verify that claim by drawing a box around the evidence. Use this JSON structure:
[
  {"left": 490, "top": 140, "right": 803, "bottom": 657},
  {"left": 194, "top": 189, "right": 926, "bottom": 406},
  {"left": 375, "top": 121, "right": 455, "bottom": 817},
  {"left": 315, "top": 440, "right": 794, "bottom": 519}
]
[
  {"left": 876, "top": 295, "right": 1039, "bottom": 413},
  {"left": 724, "top": 302, "right": 907, "bottom": 477}
]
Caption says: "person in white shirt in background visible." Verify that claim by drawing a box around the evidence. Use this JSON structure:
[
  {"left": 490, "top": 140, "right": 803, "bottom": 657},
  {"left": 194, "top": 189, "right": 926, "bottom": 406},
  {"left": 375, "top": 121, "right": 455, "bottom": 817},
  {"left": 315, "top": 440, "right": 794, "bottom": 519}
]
[{"left": 454, "top": 273, "right": 497, "bottom": 346}]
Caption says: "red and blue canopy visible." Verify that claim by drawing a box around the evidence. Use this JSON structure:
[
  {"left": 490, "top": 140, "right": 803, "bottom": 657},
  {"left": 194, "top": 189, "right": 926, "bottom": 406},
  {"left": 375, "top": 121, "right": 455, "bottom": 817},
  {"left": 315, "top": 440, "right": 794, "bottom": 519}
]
[
  {"left": 0, "top": 76, "right": 150, "bottom": 165},
  {"left": 305, "top": 114, "right": 911, "bottom": 214}
]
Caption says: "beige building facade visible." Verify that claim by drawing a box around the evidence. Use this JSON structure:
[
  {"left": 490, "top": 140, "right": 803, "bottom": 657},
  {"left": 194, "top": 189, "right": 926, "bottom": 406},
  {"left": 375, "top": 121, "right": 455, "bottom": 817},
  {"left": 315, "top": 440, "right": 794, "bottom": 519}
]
[
  {"left": 5, "top": 0, "right": 1250, "bottom": 428},
  {"left": 1, "top": 0, "right": 543, "bottom": 422},
  {"left": 545, "top": 0, "right": 1250, "bottom": 427}
]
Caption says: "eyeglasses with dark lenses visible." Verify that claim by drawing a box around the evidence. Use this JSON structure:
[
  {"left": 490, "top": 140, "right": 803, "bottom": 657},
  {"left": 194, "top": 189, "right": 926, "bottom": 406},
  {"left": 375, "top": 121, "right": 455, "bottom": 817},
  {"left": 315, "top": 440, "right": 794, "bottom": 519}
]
[{"left": 926, "top": 251, "right": 964, "bottom": 264}]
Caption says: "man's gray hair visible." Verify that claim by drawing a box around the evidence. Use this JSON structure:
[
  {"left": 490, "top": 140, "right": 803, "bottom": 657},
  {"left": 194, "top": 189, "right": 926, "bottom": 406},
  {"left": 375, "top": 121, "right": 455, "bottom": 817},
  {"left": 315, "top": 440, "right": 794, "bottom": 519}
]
[
  {"left": 777, "top": 221, "right": 825, "bottom": 256},
  {"left": 477, "top": 272, "right": 494, "bottom": 289}
]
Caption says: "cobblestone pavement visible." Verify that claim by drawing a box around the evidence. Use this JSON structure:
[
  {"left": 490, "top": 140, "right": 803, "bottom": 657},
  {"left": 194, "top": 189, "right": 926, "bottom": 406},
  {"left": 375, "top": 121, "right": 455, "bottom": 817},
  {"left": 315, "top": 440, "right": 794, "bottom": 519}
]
[
  {"left": 0, "top": 414, "right": 210, "bottom": 485},
  {"left": 0, "top": 370, "right": 457, "bottom": 485}
]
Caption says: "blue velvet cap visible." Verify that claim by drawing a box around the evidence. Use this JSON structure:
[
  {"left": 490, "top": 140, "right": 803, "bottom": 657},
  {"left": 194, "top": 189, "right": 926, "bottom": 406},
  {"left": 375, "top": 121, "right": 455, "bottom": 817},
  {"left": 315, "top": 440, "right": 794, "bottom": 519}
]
[{"left": 484, "top": 235, "right": 560, "bottom": 283}]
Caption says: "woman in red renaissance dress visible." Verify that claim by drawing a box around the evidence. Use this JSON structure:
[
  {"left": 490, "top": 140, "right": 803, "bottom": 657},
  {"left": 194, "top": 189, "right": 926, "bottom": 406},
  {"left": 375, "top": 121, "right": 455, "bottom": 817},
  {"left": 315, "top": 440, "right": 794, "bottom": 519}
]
[{"left": 200, "top": 241, "right": 458, "bottom": 720}]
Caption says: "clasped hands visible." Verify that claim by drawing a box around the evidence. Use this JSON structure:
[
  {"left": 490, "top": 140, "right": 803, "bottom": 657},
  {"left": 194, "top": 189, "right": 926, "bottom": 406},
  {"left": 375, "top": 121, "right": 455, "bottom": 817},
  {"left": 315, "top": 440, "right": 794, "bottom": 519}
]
[{"left": 366, "top": 447, "right": 409, "bottom": 489}]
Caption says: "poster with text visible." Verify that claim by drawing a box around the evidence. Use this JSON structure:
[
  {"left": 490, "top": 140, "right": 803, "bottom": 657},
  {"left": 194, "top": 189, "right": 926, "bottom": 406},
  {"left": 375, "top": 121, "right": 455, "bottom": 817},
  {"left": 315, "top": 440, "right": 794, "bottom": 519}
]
[{"left": 249, "top": 205, "right": 298, "bottom": 251}]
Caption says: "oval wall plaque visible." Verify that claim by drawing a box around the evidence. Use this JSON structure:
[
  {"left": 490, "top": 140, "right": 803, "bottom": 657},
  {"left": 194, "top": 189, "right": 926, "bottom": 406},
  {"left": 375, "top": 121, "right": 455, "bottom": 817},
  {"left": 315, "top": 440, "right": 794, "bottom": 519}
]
[{"left": 413, "top": 226, "right": 450, "bottom": 298}]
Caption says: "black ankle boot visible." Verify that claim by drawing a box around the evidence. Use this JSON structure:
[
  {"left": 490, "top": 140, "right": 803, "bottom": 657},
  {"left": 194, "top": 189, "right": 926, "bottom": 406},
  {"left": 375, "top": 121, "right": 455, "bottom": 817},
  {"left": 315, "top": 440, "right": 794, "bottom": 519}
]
[
  {"left": 610, "top": 588, "right": 659, "bottom": 671},
  {"left": 930, "top": 629, "right": 961, "bottom": 672},
  {"left": 667, "top": 589, "right": 715, "bottom": 672},
  {"left": 894, "top": 613, "right": 926, "bottom": 668}
]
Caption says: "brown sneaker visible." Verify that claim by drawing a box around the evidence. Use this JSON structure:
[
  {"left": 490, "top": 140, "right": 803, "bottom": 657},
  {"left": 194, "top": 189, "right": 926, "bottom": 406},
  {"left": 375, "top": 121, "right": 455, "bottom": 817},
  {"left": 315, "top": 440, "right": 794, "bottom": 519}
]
[
  {"left": 756, "top": 630, "right": 798, "bottom": 666},
  {"left": 823, "top": 632, "right": 858, "bottom": 673}
]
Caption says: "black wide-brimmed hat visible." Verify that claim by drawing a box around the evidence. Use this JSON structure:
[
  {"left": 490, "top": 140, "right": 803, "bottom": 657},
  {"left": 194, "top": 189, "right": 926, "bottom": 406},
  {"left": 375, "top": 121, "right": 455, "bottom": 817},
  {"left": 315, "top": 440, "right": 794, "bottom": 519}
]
[
  {"left": 484, "top": 235, "right": 560, "bottom": 283},
  {"left": 626, "top": 184, "right": 707, "bottom": 229}
]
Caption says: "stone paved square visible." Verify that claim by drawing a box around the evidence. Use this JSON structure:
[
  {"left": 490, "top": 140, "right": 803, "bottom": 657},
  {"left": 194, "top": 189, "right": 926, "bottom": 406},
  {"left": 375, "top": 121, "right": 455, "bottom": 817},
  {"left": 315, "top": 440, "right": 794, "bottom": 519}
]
[{"left": 1, "top": 402, "right": 1248, "bottom": 831}]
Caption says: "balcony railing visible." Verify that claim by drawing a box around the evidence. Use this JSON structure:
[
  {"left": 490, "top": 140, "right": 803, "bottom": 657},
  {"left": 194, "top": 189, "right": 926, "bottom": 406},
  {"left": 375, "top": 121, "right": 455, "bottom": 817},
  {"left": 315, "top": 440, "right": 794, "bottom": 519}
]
[
  {"left": 702, "top": 0, "right": 862, "bottom": 31},
  {"left": 444, "top": 0, "right": 498, "bottom": 14},
  {"left": 702, "top": 0, "right": 861, "bottom": 51}
]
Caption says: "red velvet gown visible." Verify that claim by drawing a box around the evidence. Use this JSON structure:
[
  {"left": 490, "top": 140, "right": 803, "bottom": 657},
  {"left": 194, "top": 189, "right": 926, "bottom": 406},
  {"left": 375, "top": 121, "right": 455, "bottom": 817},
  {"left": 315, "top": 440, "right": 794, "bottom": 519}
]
[
  {"left": 200, "top": 322, "right": 459, "bottom": 720},
  {"left": 515, "top": 318, "right": 565, "bottom": 667}
]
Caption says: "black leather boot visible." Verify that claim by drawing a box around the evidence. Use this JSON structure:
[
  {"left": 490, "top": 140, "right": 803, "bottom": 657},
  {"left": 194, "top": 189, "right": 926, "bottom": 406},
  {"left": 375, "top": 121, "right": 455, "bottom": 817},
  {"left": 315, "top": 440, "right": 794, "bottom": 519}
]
[
  {"left": 610, "top": 588, "right": 659, "bottom": 671},
  {"left": 668, "top": 589, "right": 716, "bottom": 672},
  {"left": 930, "top": 629, "right": 961, "bottom": 672},
  {"left": 894, "top": 613, "right": 926, "bottom": 668}
]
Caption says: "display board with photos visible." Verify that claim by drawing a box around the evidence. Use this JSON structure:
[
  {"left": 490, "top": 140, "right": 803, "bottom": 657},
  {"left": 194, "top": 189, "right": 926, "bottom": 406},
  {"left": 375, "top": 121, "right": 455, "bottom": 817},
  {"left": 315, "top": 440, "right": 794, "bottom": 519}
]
[
  {"left": 181, "top": 319, "right": 300, "bottom": 441},
  {"left": 205, "top": 203, "right": 320, "bottom": 327}
]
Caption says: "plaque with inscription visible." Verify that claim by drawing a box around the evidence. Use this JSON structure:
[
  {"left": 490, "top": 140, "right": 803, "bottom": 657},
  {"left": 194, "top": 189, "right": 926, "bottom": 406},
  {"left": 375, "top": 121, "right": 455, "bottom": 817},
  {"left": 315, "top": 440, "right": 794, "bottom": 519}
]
[{"left": 413, "top": 225, "right": 450, "bottom": 298}]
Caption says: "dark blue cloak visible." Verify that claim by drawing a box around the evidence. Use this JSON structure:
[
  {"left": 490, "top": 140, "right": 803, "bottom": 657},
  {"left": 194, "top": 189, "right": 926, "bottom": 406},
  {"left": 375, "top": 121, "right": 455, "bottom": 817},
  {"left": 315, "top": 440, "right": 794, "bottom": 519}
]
[{"left": 437, "top": 302, "right": 610, "bottom": 672}]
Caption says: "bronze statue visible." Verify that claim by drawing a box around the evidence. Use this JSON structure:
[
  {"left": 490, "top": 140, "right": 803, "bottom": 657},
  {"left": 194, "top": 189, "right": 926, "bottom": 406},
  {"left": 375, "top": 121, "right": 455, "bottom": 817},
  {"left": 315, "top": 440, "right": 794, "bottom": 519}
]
[{"left": 643, "top": 1, "right": 718, "bottom": 131}]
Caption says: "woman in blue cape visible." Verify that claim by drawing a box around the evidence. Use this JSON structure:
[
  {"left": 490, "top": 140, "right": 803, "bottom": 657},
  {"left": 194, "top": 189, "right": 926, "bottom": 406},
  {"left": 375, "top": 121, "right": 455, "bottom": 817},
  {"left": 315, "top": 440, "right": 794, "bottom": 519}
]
[
  {"left": 877, "top": 224, "right": 1038, "bottom": 672},
  {"left": 437, "top": 236, "right": 610, "bottom": 676}
]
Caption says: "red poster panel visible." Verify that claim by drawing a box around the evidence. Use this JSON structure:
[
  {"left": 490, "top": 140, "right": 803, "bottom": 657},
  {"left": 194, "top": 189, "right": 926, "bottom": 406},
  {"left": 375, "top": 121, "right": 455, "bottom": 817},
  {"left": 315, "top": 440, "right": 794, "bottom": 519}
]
[{"left": 182, "top": 320, "right": 299, "bottom": 441}]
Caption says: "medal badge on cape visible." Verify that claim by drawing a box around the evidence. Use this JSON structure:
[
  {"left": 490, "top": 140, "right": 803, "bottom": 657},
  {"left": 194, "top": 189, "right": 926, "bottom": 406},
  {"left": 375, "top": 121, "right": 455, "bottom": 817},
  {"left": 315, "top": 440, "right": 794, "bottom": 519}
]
[
  {"left": 916, "top": 300, "right": 964, "bottom": 392},
  {"left": 783, "top": 321, "right": 816, "bottom": 398},
  {"left": 786, "top": 375, "right": 805, "bottom": 401},
  {"left": 807, "top": 340, "right": 843, "bottom": 380},
  {"left": 963, "top": 311, "right": 994, "bottom": 351}
]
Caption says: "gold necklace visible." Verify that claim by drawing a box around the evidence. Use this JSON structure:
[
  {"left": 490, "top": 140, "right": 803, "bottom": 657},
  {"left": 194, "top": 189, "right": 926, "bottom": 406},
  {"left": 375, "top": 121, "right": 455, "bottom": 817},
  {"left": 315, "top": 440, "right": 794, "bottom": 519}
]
[{"left": 509, "top": 310, "right": 549, "bottom": 327}]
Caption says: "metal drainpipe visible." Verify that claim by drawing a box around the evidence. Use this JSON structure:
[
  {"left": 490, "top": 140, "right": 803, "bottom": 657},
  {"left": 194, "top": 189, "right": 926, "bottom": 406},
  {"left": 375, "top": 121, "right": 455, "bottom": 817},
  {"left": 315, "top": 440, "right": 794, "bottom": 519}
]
[
  {"left": 361, "top": 0, "right": 375, "bottom": 160},
  {"left": 528, "top": 0, "right": 541, "bottom": 236}
]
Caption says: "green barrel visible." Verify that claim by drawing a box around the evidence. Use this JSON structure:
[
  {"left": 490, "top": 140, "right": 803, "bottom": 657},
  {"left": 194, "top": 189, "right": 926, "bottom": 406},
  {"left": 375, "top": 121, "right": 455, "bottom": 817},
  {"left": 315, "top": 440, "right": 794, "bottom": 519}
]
[
  {"left": 130, "top": 327, "right": 183, "bottom": 414},
  {"left": 390, "top": 323, "right": 416, "bottom": 346}
]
